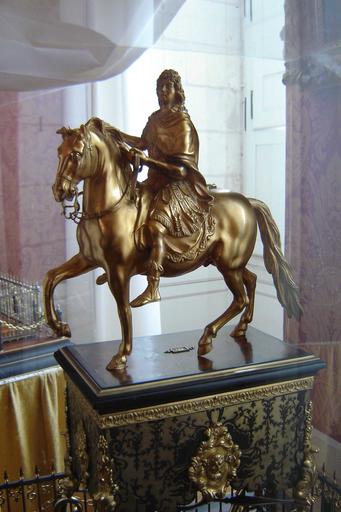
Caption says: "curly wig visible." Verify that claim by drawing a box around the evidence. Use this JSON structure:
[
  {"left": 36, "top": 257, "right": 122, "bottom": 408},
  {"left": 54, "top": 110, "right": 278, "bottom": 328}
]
[{"left": 156, "top": 69, "right": 187, "bottom": 112}]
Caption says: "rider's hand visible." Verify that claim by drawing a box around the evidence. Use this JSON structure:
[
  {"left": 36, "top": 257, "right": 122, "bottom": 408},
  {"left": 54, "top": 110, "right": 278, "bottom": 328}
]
[{"left": 129, "top": 148, "right": 146, "bottom": 167}]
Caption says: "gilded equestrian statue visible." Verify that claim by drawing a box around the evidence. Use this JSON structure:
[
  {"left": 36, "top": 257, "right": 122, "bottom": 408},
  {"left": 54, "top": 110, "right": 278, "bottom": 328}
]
[{"left": 43, "top": 70, "right": 301, "bottom": 370}]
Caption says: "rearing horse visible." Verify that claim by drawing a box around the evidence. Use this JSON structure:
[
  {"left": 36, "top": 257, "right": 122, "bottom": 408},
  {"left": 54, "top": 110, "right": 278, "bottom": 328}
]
[{"left": 44, "top": 117, "right": 301, "bottom": 370}]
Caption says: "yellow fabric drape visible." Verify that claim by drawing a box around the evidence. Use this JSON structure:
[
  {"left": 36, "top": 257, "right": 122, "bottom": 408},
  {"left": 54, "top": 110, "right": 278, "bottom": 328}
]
[{"left": 0, "top": 366, "right": 66, "bottom": 480}]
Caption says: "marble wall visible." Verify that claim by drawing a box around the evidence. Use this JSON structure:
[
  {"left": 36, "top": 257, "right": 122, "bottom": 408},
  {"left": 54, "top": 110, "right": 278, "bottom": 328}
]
[
  {"left": 0, "top": 89, "right": 66, "bottom": 283},
  {"left": 0, "top": 93, "right": 21, "bottom": 275}
]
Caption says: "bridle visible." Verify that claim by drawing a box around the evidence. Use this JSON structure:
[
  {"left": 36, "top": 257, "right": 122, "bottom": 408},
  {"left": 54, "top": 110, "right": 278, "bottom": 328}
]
[
  {"left": 61, "top": 186, "right": 83, "bottom": 223},
  {"left": 60, "top": 132, "right": 142, "bottom": 224},
  {"left": 59, "top": 132, "right": 92, "bottom": 223}
]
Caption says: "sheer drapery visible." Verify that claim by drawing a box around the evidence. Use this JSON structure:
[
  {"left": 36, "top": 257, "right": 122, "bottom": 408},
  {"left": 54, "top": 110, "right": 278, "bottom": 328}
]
[{"left": 0, "top": 0, "right": 184, "bottom": 91}]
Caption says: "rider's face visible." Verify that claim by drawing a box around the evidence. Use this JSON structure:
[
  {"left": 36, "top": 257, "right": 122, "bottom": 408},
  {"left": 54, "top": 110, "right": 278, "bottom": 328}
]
[{"left": 157, "top": 80, "right": 177, "bottom": 109}]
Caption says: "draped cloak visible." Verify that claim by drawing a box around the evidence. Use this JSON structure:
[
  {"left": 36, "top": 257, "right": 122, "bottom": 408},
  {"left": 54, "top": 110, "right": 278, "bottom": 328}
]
[{"left": 139, "top": 108, "right": 215, "bottom": 262}]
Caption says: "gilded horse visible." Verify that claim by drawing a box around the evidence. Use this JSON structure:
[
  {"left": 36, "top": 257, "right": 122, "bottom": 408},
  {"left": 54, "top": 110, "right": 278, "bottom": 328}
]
[{"left": 44, "top": 117, "right": 301, "bottom": 370}]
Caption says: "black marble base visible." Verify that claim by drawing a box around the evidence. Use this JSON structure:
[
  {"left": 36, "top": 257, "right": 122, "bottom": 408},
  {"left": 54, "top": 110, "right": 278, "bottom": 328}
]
[{"left": 55, "top": 326, "right": 324, "bottom": 414}]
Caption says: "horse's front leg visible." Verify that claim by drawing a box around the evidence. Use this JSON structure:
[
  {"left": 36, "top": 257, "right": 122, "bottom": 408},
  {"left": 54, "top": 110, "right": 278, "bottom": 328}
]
[
  {"left": 106, "top": 266, "right": 132, "bottom": 371},
  {"left": 43, "top": 253, "right": 96, "bottom": 337}
]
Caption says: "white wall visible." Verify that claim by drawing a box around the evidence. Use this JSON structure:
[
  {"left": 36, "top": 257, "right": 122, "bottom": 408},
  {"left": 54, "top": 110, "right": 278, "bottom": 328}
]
[{"left": 242, "top": 0, "right": 286, "bottom": 339}]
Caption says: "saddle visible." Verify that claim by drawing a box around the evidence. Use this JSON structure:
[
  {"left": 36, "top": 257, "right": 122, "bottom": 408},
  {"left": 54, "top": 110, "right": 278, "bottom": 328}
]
[{"left": 96, "top": 182, "right": 215, "bottom": 286}]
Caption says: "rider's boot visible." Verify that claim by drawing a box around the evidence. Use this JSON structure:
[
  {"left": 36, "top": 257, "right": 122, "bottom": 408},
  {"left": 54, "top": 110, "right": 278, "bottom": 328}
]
[{"left": 130, "top": 261, "right": 163, "bottom": 308}]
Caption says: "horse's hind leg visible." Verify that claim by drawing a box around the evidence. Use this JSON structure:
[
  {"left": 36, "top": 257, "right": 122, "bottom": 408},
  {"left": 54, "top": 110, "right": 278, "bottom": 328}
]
[
  {"left": 231, "top": 268, "right": 257, "bottom": 338},
  {"left": 198, "top": 268, "right": 248, "bottom": 356}
]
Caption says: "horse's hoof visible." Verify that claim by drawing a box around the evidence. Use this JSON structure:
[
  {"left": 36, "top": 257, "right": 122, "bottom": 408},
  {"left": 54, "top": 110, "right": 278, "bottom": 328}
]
[
  {"left": 230, "top": 326, "right": 246, "bottom": 338},
  {"left": 106, "top": 354, "right": 127, "bottom": 371},
  {"left": 55, "top": 322, "right": 71, "bottom": 338},
  {"left": 198, "top": 337, "right": 213, "bottom": 356}
]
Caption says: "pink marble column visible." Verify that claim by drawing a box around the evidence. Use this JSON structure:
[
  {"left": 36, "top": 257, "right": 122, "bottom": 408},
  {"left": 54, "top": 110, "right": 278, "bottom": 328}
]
[
  {"left": 17, "top": 90, "right": 66, "bottom": 282},
  {"left": 0, "top": 92, "right": 21, "bottom": 276},
  {"left": 284, "top": 0, "right": 341, "bottom": 441},
  {"left": 0, "top": 89, "right": 66, "bottom": 282}
]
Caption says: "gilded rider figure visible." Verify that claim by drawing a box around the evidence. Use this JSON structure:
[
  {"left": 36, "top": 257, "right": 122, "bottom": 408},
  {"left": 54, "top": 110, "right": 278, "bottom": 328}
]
[{"left": 117, "top": 69, "right": 214, "bottom": 307}]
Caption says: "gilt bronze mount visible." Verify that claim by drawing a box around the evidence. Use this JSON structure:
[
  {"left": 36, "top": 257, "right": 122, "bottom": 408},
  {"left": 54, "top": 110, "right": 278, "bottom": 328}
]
[{"left": 189, "top": 423, "right": 241, "bottom": 500}]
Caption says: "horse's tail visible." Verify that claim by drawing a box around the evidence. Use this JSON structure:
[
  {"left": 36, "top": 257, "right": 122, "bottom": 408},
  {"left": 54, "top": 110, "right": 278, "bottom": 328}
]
[{"left": 249, "top": 198, "right": 303, "bottom": 320}]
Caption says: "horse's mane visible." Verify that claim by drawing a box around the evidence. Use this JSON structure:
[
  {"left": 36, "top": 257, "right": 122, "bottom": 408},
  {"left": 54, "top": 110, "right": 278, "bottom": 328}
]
[
  {"left": 57, "top": 117, "right": 124, "bottom": 145},
  {"left": 85, "top": 117, "right": 132, "bottom": 183},
  {"left": 56, "top": 117, "right": 131, "bottom": 178},
  {"left": 85, "top": 117, "right": 124, "bottom": 145},
  {"left": 56, "top": 126, "right": 79, "bottom": 137}
]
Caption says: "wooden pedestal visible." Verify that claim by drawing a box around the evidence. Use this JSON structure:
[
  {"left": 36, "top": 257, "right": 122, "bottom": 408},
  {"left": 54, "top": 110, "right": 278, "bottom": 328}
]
[{"left": 55, "top": 327, "right": 325, "bottom": 512}]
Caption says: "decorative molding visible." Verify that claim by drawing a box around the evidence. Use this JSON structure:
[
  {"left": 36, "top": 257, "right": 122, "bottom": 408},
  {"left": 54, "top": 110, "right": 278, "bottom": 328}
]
[
  {"left": 283, "top": 54, "right": 341, "bottom": 88},
  {"left": 189, "top": 423, "right": 241, "bottom": 499},
  {"left": 66, "top": 376, "right": 314, "bottom": 429}
]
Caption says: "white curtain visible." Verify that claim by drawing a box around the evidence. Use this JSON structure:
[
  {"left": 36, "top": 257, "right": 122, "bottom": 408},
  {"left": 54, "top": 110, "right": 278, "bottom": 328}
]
[{"left": 0, "top": 0, "right": 185, "bottom": 91}]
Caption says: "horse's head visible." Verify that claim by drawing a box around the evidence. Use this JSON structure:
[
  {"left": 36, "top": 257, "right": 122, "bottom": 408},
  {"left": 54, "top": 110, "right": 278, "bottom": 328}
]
[{"left": 53, "top": 124, "right": 93, "bottom": 203}]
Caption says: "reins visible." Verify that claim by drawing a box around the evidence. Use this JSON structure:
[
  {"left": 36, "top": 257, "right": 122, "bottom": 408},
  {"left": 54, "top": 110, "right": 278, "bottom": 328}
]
[
  {"left": 62, "top": 187, "right": 83, "bottom": 223},
  {"left": 61, "top": 149, "right": 143, "bottom": 224}
]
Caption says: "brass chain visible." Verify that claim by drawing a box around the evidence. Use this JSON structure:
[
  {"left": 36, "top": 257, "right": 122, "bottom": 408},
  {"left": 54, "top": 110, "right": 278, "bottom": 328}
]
[{"left": 0, "top": 317, "right": 45, "bottom": 332}]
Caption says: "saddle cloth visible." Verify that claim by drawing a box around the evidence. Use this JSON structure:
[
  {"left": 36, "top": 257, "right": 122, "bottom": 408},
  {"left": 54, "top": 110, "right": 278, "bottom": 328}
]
[{"left": 134, "top": 182, "right": 216, "bottom": 263}]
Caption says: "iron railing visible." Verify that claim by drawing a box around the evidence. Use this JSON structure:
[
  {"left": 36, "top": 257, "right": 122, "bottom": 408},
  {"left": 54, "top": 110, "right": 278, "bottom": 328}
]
[
  {"left": 0, "top": 465, "right": 340, "bottom": 511},
  {"left": 0, "top": 466, "right": 93, "bottom": 512}
]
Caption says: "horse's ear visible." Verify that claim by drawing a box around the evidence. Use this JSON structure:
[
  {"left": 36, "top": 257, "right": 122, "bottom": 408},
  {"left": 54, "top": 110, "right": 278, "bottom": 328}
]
[{"left": 56, "top": 126, "right": 68, "bottom": 139}]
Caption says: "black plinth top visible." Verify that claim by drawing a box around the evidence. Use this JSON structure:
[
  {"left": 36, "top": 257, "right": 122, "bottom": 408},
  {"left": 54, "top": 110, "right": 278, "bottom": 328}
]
[{"left": 55, "top": 327, "right": 325, "bottom": 414}]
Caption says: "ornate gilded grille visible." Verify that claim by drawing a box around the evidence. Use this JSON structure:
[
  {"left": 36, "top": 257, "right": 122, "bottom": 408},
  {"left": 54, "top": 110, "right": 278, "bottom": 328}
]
[{"left": 0, "top": 466, "right": 339, "bottom": 511}]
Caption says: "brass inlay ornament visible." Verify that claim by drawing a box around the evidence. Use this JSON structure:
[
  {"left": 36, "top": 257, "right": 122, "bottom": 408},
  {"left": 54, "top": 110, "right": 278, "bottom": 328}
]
[
  {"left": 93, "top": 434, "right": 118, "bottom": 512},
  {"left": 74, "top": 421, "right": 89, "bottom": 489},
  {"left": 293, "top": 401, "right": 319, "bottom": 511},
  {"left": 189, "top": 423, "right": 241, "bottom": 499},
  {"left": 44, "top": 68, "right": 302, "bottom": 370},
  {"left": 66, "top": 375, "right": 314, "bottom": 428}
]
